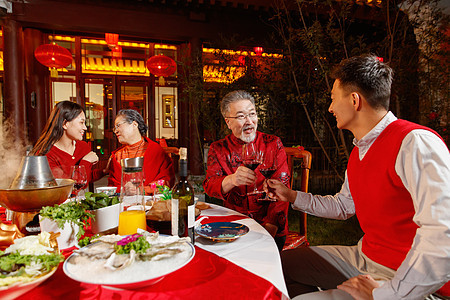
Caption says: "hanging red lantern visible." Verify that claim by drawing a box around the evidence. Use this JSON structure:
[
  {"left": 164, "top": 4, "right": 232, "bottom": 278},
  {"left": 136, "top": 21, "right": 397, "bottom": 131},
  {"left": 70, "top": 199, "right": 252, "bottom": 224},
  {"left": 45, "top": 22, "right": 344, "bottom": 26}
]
[
  {"left": 146, "top": 54, "right": 177, "bottom": 77},
  {"left": 253, "top": 47, "right": 263, "bottom": 56},
  {"left": 146, "top": 54, "right": 177, "bottom": 85},
  {"left": 238, "top": 55, "right": 246, "bottom": 66},
  {"left": 34, "top": 43, "right": 73, "bottom": 69},
  {"left": 105, "top": 33, "right": 119, "bottom": 48}
]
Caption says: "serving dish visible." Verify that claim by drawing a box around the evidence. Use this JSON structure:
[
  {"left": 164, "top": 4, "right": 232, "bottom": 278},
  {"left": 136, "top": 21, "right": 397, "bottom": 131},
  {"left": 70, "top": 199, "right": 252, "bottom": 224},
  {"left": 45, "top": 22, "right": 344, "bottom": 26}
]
[
  {"left": 195, "top": 222, "right": 249, "bottom": 242},
  {"left": 63, "top": 235, "right": 195, "bottom": 289},
  {"left": 0, "top": 267, "right": 57, "bottom": 300}
]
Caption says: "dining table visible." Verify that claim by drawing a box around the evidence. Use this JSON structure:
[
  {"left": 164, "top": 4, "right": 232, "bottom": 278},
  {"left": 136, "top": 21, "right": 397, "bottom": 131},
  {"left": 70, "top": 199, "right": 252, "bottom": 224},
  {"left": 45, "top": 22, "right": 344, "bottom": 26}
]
[{"left": 0, "top": 203, "right": 290, "bottom": 300}]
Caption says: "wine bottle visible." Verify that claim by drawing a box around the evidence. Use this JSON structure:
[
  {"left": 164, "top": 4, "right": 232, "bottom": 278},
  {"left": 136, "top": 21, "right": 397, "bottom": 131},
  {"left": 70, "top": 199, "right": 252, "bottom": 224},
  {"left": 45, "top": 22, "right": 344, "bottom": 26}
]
[{"left": 171, "top": 147, "right": 195, "bottom": 244}]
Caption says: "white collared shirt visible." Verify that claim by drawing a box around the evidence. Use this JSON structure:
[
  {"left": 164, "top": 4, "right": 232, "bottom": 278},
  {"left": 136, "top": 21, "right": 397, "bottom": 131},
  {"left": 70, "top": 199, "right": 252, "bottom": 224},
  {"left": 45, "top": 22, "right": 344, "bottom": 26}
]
[{"left": 293, "top": 112, "right": 450, "bottom": 298}]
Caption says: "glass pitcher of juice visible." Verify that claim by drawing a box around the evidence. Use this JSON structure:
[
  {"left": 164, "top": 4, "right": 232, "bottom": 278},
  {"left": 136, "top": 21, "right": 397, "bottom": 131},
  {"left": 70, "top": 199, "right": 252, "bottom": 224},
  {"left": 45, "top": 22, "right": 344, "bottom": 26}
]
[{"left": 118, "top": 157, "right": 146, "bottom": 235}]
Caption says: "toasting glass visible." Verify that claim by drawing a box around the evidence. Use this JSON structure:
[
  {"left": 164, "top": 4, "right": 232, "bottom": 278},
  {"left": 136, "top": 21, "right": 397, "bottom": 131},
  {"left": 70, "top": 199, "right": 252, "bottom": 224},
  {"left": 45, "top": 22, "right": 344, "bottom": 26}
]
[
  {"left": 70, "top": 165, "right": 87, "bottom": 202},
  {"left": 258, "top": 151, "right": 277, "bottom": 201},
  {"left": 242, "top": 143, "right": 263, "bottom": 195}
]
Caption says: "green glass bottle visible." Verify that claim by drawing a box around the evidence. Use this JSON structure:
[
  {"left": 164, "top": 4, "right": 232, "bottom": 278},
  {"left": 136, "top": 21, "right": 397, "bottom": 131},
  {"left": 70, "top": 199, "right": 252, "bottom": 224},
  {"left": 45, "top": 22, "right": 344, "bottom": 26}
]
[{"left": 171, "top": 147, "right": 195, "bottom": 243}]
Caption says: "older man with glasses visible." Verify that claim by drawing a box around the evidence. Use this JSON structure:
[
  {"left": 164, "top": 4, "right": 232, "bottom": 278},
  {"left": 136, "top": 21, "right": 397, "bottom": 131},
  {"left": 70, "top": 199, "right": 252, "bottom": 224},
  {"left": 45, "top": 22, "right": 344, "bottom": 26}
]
[{"left": 203, "top": 90, "right": 290, "bottom": 251}]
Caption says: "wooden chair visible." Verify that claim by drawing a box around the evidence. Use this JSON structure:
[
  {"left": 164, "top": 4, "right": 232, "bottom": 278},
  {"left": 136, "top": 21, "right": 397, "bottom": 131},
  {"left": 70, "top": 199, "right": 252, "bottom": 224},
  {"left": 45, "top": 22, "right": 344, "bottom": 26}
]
[
  {"left": 283, "top": 147, "right": 312, "bottom": 250},
  {"left": 163, "top": 147, "right": 180, "bottom": 174}
]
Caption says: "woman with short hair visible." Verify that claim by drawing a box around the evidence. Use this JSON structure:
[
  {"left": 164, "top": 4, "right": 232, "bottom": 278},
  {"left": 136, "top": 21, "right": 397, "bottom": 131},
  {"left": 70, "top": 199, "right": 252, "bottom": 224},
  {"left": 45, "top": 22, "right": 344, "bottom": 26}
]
[{"left": 108, "top": 109, "right": 175, "bottom": 193}]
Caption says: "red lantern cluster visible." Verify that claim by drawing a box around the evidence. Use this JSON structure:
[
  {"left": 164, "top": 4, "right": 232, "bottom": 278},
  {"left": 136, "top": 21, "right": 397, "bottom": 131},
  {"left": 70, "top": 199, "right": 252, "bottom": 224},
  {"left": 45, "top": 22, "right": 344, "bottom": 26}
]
[
  {"left": 146, "top": 54, "right": 177, "bottom": 77},
  {"left": 34, "top": 43, "right": 73, "bottom": 69},
  {"left": 254, "top": 47, "right": 263, "bottom": 56}
]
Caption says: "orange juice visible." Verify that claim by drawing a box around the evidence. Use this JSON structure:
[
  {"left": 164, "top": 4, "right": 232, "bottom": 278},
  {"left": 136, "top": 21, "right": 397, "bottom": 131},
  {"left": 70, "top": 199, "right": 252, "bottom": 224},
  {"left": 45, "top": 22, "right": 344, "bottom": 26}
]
[{"left": 118, "top": 210, "right": 147, "bottom": 235}]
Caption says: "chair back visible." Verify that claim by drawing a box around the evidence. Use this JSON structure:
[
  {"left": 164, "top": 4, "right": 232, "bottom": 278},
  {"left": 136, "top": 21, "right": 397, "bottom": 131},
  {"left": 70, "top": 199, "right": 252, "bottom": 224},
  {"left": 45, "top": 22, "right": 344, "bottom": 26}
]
[
  {"left": 284, "top": 147, "right": 312, "bottom": 248},
  {"left": 163, "top": 147, "right": 180, "bottom": 174},
  {"left": 284, "top": 147, "right": 311, "bottom": 193}
]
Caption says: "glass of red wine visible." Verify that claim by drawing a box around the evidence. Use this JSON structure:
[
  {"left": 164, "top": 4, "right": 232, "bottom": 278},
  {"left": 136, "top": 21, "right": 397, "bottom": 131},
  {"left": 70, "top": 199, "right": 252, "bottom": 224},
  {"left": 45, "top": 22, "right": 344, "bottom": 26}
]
[
  {"left": 242, "top": 143, "right": 263, "bottom": 195},
  {"left": 258, "top": 152, "right": 277, "bottom": 201},
  {"left": 70, "top": 165, "right": 87, "bottom": 202}
]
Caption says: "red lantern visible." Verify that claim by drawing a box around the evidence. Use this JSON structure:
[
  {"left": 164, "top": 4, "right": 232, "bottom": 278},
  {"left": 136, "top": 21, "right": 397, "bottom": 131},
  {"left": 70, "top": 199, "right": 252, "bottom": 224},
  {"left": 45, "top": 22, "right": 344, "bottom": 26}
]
[
  {"left": 254, "top": 47, "right": 263, "bottom": 56},
  {"left": 238, "top": 55, "right": 246, "bottom": 66},
  {"left": 105, "top": 33, "right": 119, "bottom": 48},
  {"left": 34, "top": 43, "right": 73, "bottom": 69},
  {"left": 146, "top": 54, "right": 177, "bottom": 77}
]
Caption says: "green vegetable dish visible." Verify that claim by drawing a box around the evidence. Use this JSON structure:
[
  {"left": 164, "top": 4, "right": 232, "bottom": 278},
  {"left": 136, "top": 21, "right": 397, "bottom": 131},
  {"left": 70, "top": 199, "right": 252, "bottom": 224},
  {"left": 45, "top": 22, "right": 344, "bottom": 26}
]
[
  {"left": 83, "top": 192, "right": 120, "bottom": 210},
  {"left": 0, "top": 252, "right": 64, "bottom": 283},
  {"left": 39, "top": 201, "right": 94, "bottom": 239}
]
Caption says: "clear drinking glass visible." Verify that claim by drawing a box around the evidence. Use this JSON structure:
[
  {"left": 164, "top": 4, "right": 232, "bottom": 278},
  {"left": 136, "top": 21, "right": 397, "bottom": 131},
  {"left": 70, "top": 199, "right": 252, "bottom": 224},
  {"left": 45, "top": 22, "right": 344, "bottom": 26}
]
[
  {"left": 258, "top": 151, "right": 277, "bottom": 201},
  {"left": 70, "top": 165, "right": 87, "bottom": 202},
  {"left": 242, "top": 143, "right": 263, "bottom": 195}
]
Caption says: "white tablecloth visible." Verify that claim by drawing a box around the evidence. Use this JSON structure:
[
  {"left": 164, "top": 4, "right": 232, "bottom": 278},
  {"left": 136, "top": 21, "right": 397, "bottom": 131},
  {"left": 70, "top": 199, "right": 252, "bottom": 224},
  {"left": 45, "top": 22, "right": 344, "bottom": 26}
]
[{"left": 196, "top": 204, "right": 289, "bottom": 299}]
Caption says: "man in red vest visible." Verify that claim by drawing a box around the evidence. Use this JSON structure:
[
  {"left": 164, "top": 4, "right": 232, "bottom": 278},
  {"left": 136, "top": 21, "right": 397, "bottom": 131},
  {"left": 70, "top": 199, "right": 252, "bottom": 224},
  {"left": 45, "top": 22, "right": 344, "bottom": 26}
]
[{"left": 266, "top": 54, "right": 449, "bottom": 299}]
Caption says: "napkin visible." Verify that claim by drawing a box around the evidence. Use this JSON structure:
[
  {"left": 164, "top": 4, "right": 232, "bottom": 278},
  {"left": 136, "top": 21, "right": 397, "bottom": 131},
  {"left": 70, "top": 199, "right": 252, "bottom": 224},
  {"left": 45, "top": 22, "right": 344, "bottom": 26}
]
[
  {"left": 199, "top": 215, "right": 249, "bottom": 224},
  {"left": 0, "top": 221, "right": 24, "bottom": 251}
]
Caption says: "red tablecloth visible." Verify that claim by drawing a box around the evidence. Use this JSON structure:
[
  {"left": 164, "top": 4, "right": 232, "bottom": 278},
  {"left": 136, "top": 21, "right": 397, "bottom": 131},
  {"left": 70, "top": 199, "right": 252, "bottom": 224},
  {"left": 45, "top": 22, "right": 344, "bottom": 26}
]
[
  {"left": 16, "top": 246, "right": 283, "bottom": 300},
  {"left": 1, "top": 208, "right": 284, "bottom": 299}
]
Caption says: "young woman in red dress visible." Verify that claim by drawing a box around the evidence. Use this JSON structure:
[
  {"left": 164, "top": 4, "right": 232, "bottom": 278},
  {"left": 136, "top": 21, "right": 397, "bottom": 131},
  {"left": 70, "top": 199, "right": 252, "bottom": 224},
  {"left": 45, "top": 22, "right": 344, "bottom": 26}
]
[{"left": 30, "top": 101, "right": 100, "bottom": 185}]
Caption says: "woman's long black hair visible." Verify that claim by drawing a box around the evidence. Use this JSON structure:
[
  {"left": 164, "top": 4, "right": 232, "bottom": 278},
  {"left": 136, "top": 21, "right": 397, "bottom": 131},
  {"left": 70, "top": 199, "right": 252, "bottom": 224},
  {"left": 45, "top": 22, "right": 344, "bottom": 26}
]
[{"left": 30, "top": 101, "right": 84, "bottom": 155}]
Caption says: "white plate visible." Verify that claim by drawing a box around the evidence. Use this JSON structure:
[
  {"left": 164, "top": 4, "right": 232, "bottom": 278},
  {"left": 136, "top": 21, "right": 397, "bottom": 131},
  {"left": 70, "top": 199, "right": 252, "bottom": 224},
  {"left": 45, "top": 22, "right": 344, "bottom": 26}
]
[
  {"left": 0, "top": 267, "right": 57, "bottom": 300},
  {"left": 63, "top": 236, "right": 195, "bottom": 289}
]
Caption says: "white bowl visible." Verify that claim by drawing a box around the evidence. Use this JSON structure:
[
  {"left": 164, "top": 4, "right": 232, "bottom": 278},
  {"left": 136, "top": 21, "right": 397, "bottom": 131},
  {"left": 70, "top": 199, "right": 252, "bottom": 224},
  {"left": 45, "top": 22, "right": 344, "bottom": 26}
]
[
  {"left": 39, "top": 217, "right": 80, "bottom": 250},
  {"left": 90, "top": 203, "right": 120, "bottom": 234},
  {"left": 95, "top": 186, "right": 117, "bottom": 196}
]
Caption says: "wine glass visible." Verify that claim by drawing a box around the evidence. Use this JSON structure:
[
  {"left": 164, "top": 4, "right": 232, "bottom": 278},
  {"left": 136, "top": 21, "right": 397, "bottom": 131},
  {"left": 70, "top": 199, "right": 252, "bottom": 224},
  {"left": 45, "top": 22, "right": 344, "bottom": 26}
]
[
  {"left": 242, "top": 143, "right": 263, "bottom": 195},
  {"left": 70, "top": 165, "right": 87, "bottom": 202},
  {"left": 258, "top": 152, "right": 277, "bottom": 201}
]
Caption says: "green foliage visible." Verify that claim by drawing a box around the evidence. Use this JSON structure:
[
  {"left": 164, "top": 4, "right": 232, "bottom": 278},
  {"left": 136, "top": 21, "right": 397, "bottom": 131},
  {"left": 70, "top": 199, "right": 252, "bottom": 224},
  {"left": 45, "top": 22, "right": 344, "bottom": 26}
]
[
  {"left": 306, "top": 215, "right": 364, "bottom": 246},
  {"left": 288, "top": 211, "right": 363, "bottom": 246},
  {"left": 83, "top": 192, "right": 119, "bottom": 210},
  {"left": 157, "top": 185, "right": 172, "bottom": 201},
  {"left": 39, "top": 201, "right": 94, "bottom": 240}
]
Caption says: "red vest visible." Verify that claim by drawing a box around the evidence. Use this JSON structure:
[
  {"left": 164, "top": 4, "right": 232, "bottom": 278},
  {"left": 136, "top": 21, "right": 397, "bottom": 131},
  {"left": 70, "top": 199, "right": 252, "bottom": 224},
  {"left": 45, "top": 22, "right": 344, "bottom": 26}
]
[{"left": 348, "top": 119, "right": 450, "bottom": 296}]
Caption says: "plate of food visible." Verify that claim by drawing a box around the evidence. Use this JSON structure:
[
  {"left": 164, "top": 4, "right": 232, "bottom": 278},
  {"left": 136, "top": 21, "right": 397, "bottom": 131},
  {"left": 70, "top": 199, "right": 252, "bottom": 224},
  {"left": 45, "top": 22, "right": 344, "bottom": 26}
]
[
  {"left": 63, "top": 232, "right": 195, "bottom": 289},
  {"left": 195, "top": 222, "right": 249, "bottom": 242},
  {"left": 0, "top": 232, "right": 64, "bottom": 300}
]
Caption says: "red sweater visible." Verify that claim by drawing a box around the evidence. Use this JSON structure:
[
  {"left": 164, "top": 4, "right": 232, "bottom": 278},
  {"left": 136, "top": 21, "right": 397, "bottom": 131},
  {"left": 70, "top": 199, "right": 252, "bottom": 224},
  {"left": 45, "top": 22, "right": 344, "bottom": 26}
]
[
  {"left": 348, "top": 120, "right": 438, "bottom": 269},
  {"left": 108, "top": 137, "right": 175, "bottom": 192},
  {"left": 46, "top": 141, "right": 97, "bottom": 184}
]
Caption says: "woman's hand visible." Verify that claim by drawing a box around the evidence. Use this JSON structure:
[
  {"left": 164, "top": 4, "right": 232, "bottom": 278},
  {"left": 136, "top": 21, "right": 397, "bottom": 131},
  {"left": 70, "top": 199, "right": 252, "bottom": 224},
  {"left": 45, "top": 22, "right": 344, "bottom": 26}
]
[
  {"left": 123, "top": 181, "right": 138, "bottom": 195},
  {"left": 82, "top": 151, "right": 99, "bottom": 164}
]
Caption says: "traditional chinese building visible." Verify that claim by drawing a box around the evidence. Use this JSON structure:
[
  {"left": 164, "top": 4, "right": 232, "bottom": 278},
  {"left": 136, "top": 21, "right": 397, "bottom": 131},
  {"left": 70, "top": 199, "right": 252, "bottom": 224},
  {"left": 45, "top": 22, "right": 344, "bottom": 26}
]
[{"left": 0, "top": 0, "right": 395, "bottom": 176}]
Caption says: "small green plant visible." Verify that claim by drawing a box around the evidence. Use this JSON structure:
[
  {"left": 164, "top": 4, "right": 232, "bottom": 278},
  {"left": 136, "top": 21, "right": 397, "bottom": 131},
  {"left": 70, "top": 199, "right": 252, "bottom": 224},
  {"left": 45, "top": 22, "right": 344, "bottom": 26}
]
[{"left": 157, "top": 185, "right": 172, "bottom": 200}]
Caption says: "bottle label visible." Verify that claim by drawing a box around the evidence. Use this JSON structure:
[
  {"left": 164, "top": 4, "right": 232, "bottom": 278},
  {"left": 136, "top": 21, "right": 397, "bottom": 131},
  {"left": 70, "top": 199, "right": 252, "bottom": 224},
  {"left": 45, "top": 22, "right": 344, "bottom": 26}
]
[
  {"left": 187, "top": 204, "right": 195, "bottom": 228},
  {"left": 171, "top": 198, "right": 179, "bottom": 236}
]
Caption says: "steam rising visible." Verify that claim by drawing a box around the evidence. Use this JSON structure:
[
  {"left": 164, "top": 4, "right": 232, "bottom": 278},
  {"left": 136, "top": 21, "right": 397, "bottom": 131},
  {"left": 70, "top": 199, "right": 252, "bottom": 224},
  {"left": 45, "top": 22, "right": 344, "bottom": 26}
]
[{"left": 0, "top": 118, "right": 31, "bottom": 188}]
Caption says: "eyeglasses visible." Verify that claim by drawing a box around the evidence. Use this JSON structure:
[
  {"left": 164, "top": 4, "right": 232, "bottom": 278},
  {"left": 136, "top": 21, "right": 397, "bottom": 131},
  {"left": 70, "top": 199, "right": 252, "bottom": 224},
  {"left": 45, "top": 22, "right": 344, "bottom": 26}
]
[
  {"left": 113, "top": 121, "right": 128, "bottom": 132},
  {"left": 226, "top": 112, "right": 258, "bottom": 121}
]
